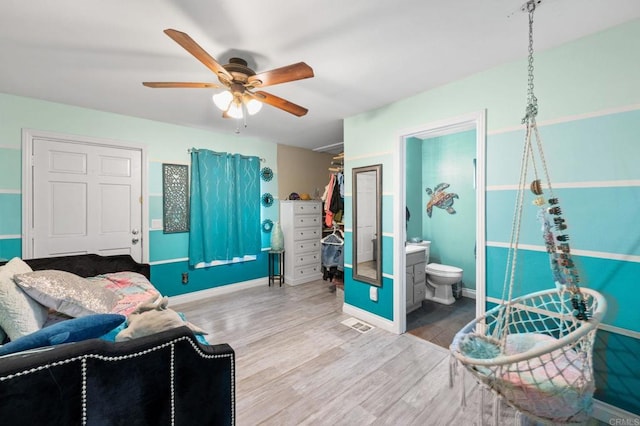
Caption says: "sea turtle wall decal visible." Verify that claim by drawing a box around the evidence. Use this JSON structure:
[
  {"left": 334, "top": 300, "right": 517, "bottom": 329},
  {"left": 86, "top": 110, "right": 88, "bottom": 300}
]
[{"left": 425, "top": 183, "right": 458, "bottom": 218}]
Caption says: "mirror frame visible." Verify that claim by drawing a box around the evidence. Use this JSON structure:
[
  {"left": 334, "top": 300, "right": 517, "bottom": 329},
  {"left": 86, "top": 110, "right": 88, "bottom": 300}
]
[{"left": 352, "top": 164, "right": 382, "bottom": 286}]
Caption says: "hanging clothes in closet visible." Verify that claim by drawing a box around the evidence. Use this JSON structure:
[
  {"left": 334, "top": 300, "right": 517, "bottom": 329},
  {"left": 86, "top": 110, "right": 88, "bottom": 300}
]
[
  {"left": 322, "top": 153, "right": 344, "bottom": 288},
  {"left": 321, "top": 227, "right": 344, "bottom": 285},
  {"left": 322, "top": 171, "right": 344, "bottom": 227}
]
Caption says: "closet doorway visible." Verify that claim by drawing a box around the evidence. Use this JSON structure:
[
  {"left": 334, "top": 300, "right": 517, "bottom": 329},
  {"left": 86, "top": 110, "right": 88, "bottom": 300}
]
[{"left": 392, "top": 111, "right": 486, "bottom": 336}]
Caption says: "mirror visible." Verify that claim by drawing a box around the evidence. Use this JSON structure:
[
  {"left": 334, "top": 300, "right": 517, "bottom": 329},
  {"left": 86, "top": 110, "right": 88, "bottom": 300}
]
[{"left": 352, "top": 164, "right": 382, "bottom": 286}]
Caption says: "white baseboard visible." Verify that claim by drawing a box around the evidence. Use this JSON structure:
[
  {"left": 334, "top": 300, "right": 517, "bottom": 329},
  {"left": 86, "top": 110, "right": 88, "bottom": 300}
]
[
  {"left": 283, "top": 273, "right": 323, "bottom": 286},
  {"left": 462, "top": 288, "right": 476, "bottom": 299},
  {"left": 342, "top": 303, "right": 395, "bottom": 333},
  {"left": 169, "top": 277, "right": 267, "bottom": 306},
  {"left": 592, "top": 399, "right": 640, "bottom": 424}
]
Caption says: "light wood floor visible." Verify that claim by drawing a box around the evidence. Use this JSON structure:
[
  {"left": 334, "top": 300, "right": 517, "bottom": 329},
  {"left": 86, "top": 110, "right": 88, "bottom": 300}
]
[{"left": 175, "top": 280, "right": 603, "bottom": 426}]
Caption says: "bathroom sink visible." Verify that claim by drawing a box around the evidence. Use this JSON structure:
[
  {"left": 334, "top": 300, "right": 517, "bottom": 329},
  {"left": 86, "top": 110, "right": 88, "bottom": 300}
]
[{"left": 406, "top": 245, "right": 426, "bottom": 254}]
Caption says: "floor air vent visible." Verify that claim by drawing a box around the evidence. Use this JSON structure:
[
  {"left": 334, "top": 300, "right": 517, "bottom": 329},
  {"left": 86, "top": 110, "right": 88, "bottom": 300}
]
[{"left": 341, "top": 318, "right": 374, "bottom": 333}]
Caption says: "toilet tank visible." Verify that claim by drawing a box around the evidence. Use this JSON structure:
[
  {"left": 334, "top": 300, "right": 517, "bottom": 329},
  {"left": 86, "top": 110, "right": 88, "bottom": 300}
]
[{"left": 407, "top": 240, "right": 430, "bottom": 263}]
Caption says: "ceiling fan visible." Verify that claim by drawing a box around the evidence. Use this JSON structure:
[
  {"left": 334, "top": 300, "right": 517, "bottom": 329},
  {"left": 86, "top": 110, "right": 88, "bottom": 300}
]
[{"left": 143, "top": 29, "right": 314, "bottom": 118}]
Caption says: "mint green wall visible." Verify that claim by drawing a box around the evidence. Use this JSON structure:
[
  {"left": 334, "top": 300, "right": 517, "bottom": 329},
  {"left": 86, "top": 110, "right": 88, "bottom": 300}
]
[
  {"left": 344, "top": 20, "right": 640, "bottom": 414},
  {"left": 0, "top": 93, "right": 278, "bottom": 295},
  {"left": 421, "top": 130, "right": 476, "bottom": 290}
]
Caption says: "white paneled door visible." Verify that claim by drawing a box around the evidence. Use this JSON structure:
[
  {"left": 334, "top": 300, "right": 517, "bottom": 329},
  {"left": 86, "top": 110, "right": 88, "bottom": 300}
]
[{"left": 30, "top": 138, "right": 143, "bottom": 262}]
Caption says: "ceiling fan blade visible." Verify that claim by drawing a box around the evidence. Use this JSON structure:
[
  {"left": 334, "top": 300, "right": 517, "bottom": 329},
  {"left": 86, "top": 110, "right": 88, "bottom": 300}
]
[
  {"left": 142, "top": 82, "right": 221, "bottom": 89},
  {"left": 163, "top": 29, "right": 233, "bottom": 81},
  {"left": 248, "top": 62, "right": 314, "bottom": 88},
  {"left": 254, "top": 91, "right": 308, "bottom": 117}
]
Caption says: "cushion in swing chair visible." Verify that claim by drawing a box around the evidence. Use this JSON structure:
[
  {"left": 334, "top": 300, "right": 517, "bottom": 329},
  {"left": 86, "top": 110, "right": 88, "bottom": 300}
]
[{"left": 491, "top": 333, "right": 592, "bottom": 422}]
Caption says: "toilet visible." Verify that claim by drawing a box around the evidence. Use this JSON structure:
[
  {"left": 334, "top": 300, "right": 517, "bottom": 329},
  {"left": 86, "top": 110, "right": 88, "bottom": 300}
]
[
  {"left": 407, "top": 240, "right": 463, "bottom": 305},
  {"left": 425, "top": 263, "right": 463, "bottom": 305}
]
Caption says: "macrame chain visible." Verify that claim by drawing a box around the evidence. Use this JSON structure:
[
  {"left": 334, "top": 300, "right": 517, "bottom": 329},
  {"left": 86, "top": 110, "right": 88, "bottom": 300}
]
[{"left": 522, "top": 0, "right": 538, "bottom": 125}]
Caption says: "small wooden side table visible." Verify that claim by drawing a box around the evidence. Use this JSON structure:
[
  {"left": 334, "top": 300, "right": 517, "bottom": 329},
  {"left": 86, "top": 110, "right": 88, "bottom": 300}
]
[{"left": 268, "top": 250, "right": 285, "bottom": 287}]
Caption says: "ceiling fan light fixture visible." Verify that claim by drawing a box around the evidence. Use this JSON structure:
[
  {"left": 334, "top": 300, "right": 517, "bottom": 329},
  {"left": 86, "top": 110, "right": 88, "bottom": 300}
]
[
  {"left": 213, "top": 90, "right": 233, "bottom": 111},
  {"left": 246, "top": 98, "right": 263, "bottom": 115},
  {"left": 145, "top": 30, "right": 314, "bottom": 123},
  {"left": 227, "top": 101, "right": 243, "bottom": 119}
]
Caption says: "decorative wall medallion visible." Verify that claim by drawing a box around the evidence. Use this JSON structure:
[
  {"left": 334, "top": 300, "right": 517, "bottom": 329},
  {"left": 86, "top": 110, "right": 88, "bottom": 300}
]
[
  {"left": 162, "top": 163, "right": 189, "bottom": 233},
  {"left": 261, "top": 192, "right": 274, "bottom": 207},
  {"left": 260, "top": 166, "right": 273, "bottom": 182},
  {"left": 425, "top": 183, "right": 458, "bottom": 218},
  {"left": 261, "top": 219, "right": 274, "bottom": 233}
]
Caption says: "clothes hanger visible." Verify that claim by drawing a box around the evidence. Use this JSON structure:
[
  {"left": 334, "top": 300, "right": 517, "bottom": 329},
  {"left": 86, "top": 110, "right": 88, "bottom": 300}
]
[
  {"left": 321, "top": 233, "right": 343, "bottom": 245},
  {"left": 331, "top": 223, "right": 344, "bottom": 240},
  {"left": 321, "top": 225, "right": 344, "bottom": 245}
]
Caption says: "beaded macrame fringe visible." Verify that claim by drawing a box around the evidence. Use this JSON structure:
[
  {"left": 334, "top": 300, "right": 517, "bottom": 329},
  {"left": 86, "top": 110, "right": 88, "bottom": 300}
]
[{"left": 449, "top": 355, "right": 468, "bottom": 407}]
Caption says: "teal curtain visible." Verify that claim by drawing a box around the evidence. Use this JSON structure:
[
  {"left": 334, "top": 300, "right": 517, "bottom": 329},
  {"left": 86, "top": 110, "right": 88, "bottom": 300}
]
[{"left": 189, "top": 149, "right": 261, "bottom": 266}]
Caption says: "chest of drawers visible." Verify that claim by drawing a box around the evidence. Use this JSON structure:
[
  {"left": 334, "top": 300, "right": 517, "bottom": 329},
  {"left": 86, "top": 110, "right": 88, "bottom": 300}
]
[{"left": 280, "top": 200, "right": 323, "bottom": 285}]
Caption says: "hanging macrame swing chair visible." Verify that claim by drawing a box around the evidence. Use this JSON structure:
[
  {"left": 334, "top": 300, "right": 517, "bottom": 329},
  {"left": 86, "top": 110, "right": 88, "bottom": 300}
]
[{"left": 449, "top": 2, "right": 606, "bottom": 424}]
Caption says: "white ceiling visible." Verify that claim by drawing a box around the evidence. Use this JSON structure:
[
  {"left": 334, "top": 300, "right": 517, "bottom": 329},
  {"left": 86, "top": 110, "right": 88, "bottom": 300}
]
[{"left": 1, "top": 1, "right": 639, "bottom": 152}]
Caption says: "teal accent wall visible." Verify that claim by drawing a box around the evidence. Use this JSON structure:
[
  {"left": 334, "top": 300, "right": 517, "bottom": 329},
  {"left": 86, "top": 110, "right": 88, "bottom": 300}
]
[
  {"left": 148, "top": 195, "right": 163, "bottom": 228},
  {"left": 405, "top": 137, "right": 423, "bottom": 240},
  {"left": 0, "top": 148, "right": 21, "bottom": 189},
  {"left": 0, "top": 238, "right": 21, "bottom": 260},
  {"left": 0, "top": 193, "right": 21, "bottom": 235},
  {"left": 486, "top": 246, "right": 640, "bottom": 332},
  {"left": 487, "top": 110, "right": 640, "bottom": 187},
  {"left": 151, "top": 254, "right": 268, "bottom": 296},
  {"left": 487, "top": 186, "right": 640, "bottom": 255},
  {"left": 344, "top": 20, "right": 640, "bottom": 414},
  {"left": 594, "top": 331, "right": 640, "bottom": 415},
  {"left": 421, "top": 130, "right": 477, "bottom": 290},
  {"left": 344, "top": 229, "right": 394, "bottom": 320},
  {"left": 0, "top": 92, "right": 278, "bottom": 293},
  {"left": 344, "top": 266, "right": 394, "bottom": 320},
  {"left": 148, "top": 161, "right": 164, "bottom": 194},
  {"left": 149, "top": 231, "right": 189, "bottom": 263}
]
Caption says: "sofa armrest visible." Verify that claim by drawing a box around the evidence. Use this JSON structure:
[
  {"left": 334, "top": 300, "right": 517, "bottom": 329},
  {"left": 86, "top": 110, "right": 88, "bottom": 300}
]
[{"left": 0, "top": 326, "right": 235, "bottom": 425}]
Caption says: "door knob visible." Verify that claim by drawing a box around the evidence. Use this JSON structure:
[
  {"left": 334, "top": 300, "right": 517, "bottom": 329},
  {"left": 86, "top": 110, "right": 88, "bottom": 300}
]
[
  {"left": 132, "top": 228, "right": 139, "bottom": 235},
  {"left": 132, "top": 237, "right": 140, "bottom": 244}
]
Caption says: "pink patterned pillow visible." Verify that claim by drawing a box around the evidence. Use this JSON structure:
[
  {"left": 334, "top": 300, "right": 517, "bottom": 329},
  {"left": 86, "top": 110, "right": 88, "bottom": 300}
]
[{"left": 95, "top": 272, "right": 160, "bottom": 316}]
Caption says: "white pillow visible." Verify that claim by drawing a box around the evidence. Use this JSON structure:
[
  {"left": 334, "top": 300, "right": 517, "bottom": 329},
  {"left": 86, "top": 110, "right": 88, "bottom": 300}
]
[
  {"left": 14, "top": 270, "right": 120, "bottom": 318},
  {"left": 0, "top": 258, "right": 49, "bottom": 341}
]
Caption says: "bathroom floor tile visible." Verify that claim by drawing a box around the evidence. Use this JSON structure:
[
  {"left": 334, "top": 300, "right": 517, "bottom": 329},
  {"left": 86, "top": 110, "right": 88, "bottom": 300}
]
[{"left": 407, "top": 297, "right": 475, "bottom": 349}]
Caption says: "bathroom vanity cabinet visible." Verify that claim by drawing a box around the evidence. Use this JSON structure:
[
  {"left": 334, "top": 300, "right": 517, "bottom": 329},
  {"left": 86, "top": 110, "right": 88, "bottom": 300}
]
[
  {"left": 406, "top": 249, "right": 427, "bottom": 313},
  {"left": 281, "top": 200, "right": 323, "bottom": 285}
]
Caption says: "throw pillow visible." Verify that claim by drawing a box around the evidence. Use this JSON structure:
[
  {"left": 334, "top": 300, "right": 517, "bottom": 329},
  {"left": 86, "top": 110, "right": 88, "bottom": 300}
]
[
  {"left": 0, "top": 313, "right": 126, "bottom": 357},
  {"left": 14, "top": 270, "right": 120, "bottom": 318},
  {"left": 0, "top": 258, "right": 49, "bottom": 341}
]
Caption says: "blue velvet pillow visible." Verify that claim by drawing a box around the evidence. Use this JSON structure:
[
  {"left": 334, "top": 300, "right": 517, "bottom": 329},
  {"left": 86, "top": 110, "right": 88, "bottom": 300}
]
[{"left": 0, "top": 313, "right": 126, "bottom": 356}]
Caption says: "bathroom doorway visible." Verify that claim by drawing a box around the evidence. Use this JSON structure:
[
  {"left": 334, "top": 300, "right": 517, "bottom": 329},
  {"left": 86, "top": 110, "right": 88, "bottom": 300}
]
[{"left": 392, "top": 111, "right": 486, "bottom": 347}]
